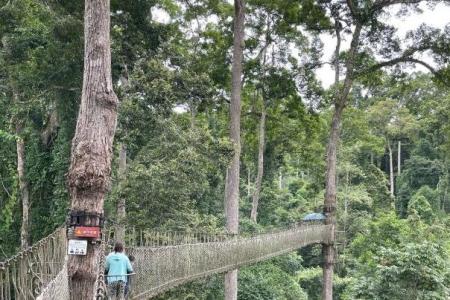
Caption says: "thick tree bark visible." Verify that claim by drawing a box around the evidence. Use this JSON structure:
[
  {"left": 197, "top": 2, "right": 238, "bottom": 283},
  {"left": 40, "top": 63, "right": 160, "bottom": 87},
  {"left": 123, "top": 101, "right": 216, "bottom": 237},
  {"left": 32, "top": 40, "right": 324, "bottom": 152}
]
[
  {"left": 224, "top": 0, "right": 245, "bottom": 298},
  {"left": 115, "top": 143, "right": 127, "bottom": 243},
  {"left": 322, "top": 21, "right": 362, "bottom": 300},
  {"left": 16, "top": 127, "right": 29, "bottom": 250},
  {"left": 322, "top": 102, "right": 344, "bottom": 300},
  {"left": 66, "top": 0, "right": 118, "bottom": 299},
  {"left": 388, "top": 140, "right": 394, "bottom": 196},
  {"left": 250, "top": 104, "right": 265, "bottom": 223}
]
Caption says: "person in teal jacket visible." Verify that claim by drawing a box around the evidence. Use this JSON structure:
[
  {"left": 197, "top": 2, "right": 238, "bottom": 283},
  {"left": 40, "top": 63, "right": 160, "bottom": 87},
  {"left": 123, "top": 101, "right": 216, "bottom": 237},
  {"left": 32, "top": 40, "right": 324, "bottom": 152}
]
[{"left": 105, "top": 242, "right": 133, "bottom": 300}]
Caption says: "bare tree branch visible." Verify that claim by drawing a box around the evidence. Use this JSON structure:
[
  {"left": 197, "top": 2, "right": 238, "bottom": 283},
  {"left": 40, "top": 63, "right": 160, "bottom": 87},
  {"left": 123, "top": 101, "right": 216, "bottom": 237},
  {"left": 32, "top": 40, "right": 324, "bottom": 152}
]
[
  {"left": 359, "top": 55, "right": 438, "bottom": 77},
  {"left": 371, "top": 0, "right": 435, "bottom": 12},
  {"left": 333, "top": 17, "right": 342, "bottom": 87},
  {"left": 0, "top": 175, "right": 12, "bottom": 198}
]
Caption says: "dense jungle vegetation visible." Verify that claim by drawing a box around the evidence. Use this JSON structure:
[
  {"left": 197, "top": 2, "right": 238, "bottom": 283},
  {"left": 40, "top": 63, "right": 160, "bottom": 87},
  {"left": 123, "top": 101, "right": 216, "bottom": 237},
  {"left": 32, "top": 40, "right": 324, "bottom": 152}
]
[{"left": 0, "top": 0, "right": 449, "bottom": 299}]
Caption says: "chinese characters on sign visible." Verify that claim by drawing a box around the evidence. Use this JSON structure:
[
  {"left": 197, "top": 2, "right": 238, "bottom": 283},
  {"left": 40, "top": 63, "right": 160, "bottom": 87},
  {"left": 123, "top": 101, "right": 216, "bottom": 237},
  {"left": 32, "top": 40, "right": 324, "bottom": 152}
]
[{"left": 68, "top": 239, "right": 88, "bottom": 255}]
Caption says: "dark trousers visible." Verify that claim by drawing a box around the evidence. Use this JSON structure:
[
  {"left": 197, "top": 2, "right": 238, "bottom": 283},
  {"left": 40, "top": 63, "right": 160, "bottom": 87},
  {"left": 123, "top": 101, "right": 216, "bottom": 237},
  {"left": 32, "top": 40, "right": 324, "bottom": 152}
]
[{"left": 107, "top": 281, "right": 125, "bottom": 300}]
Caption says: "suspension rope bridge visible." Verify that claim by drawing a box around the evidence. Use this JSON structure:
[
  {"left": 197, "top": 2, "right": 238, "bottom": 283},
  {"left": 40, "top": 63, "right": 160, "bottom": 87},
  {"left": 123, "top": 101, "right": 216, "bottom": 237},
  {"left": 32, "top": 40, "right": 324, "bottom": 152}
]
[{"left": 0, "top": 223, "right": 332, "bottom": 300}]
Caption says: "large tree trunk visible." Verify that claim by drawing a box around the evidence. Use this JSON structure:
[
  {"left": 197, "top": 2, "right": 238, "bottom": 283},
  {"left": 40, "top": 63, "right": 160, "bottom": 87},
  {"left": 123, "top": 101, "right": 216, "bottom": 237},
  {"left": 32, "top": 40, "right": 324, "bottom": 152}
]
[
  {"left": 115, "top": 143, "right": 127, "bottom": 243},
  {"left": 322, "top": 102, "right": 344, "bottom": 300},
  {"left": 66, "top": 0, "right": 118, "bottom": 298},
  {"left": 388, "top": 140, "right": 394, "bottom": 196},
  {"left": 322, "top": 21, "right": 362, "bottom": 300},
  {"left": 224, "top": 0, "right": 245, "bottom": 298},
  {"left": 250, "top": 104, "right": 265, "bottom": 223},
  {"left": 16, "top": 126, "right": 30, "bottom": 249}
]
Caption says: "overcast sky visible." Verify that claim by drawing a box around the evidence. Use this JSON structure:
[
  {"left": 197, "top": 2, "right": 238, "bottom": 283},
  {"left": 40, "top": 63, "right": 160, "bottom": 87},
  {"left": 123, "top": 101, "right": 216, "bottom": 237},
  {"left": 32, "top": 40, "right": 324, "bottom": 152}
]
[
  {"left": 152, "top": 3, "right": 450, "bottom": 88},
  {"left": 316, "top": 3, "right": 450, "bottom": 87}
]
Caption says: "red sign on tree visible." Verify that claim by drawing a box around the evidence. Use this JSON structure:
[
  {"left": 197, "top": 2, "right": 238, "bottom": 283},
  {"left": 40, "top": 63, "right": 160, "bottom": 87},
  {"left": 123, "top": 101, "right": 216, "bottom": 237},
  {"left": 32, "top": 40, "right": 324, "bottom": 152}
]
[{"left": 74, "top": 226, "right": 101, "bottom": 238}]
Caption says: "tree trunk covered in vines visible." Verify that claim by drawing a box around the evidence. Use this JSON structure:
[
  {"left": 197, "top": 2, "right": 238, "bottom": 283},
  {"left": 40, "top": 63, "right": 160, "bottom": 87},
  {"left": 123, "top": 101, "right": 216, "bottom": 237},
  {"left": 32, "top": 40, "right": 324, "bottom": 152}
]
[
  {"left": 115, "top": 143, "right": 127, "bottom": 243},
  {"left": 250, "top": 103, "right": 265, "bottom": 223},
  {"left": 13, "top": 90, "right": 30, "bottom": 250},
  {"left": 322, "top": 22, "right": 361, "bottom": 300},
  {"left": 16, "top": 126, "right": 29, "bottom": 250},
  {"left": 66, "top": 0, "right": 118, "bottom": 298},
  {"left": 224, "top": 0, "right": 245, "bottom": 298}
]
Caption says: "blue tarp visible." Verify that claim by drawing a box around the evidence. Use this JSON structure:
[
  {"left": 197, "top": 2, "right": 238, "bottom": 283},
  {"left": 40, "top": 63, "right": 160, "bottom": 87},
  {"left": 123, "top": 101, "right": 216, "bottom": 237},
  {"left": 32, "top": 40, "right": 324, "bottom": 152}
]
[{"left": 303, "top": 212, "right": 326, "bottom": 221}]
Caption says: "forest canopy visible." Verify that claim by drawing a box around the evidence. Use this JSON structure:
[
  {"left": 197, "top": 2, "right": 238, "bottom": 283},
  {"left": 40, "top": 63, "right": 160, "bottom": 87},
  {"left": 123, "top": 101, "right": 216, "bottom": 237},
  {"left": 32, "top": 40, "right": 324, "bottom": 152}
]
[{"left": 0, "top": 0, "right": 449, "bottom": 299}]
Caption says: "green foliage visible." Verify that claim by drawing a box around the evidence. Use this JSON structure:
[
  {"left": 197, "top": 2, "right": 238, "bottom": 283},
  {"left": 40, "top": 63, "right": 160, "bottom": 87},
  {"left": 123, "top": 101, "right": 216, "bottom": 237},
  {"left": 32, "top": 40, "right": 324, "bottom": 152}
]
[
  {"left": 346, "top": 213, "right": 450, "bottom": 299},
  {"left": 153, "top": 275, "right": 224, "bottom": 300},
  {"left": 239, "top": 262, "right": 307, "bottom": 300},
  {"left": 114, "top": 119, "right": 232, "bottom": 230},
  {"left": 364, "top": 165, "right": 393, "bottom": 212},
  {"left": 407, "top": 195, "right": 434, "bottom": 224},
  {"left": 346, "top": 242, "right": 450, "bottom": 299},
  {"left": 413, "top": 186, "right": 440, "bottom": 212},
  {"left": 297, "top": 267, "right": 351, "bottom": 300},
  {"left": 397, "top": 156, "right": 443, "bottom": 216},
  {"left": 0, "top": 0, "right": 449, "bottom": 297}
]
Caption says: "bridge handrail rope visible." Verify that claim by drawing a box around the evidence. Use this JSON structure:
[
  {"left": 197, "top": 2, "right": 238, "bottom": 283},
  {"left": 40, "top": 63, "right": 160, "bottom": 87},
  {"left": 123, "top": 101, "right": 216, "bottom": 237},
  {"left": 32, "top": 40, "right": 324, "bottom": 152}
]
[
  {"left": 95, "top": 226, "right": 110, "bottom": 300},
  {"left": 106, "top": 220, "right": 327, "bottom": 248},
  {"left": 1, "top": 221, "right": 331, "bottom": 300},
  {"left": 0, "top": 226, "right": 67, "bottom": 300},
  {"left": 127, "top": 223, "right": 332, "bottom": 299}
]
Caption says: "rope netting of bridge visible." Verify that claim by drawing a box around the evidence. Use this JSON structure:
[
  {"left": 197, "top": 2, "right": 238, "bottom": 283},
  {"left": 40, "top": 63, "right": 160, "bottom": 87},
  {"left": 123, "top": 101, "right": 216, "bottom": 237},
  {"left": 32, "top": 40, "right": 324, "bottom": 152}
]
[
  {"left": 127, "top": 224, "right": 332, "bottom": 299},
  {"left": 0, "top": 227, "right": 67, "bottom": 300},
  {"left": 0, "top": 223, "right": 332, "bottom": 299}
]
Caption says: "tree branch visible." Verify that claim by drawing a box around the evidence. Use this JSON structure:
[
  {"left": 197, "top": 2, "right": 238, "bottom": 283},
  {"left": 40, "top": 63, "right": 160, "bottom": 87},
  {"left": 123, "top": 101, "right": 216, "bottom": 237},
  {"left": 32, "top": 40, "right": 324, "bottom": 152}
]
[
  {"left": 359, "top": 56, "right": 438, "bottom": 77},
  {"left": 346, "top": 0, "right": 360, "bottom": 21},
  {"left": 371, "top": 0, "right": 427, "bottom": 12},
  {"left": 333, "top": 17, "right": 342, "bottom": 87},
  {"left": 338, "top": 22, "right": 363, "bottom": 105}
]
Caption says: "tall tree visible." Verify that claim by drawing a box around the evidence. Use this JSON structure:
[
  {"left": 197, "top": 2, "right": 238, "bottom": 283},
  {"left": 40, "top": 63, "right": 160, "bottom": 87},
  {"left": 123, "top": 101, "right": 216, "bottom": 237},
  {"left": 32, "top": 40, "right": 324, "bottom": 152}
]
[
  {"left": 250, "top": 96, "right": 265, "bottom": 222},
  {"left": 115, "top": 143, "right": 127, "bottom": 243},
  {"left": 66, "top": 0, "right": 118, "bottom": 298},
  {"left": 15, "top": 105, "right": 30, "bottom": 249},
  {"left": 317, "top": 0, "right": 450, "bottom": 298},
  {"left": 224, "top": 0, "right": 245, "bottom": 298},
  {"left": 0, "top": 0, "right": 56, "bottom": 249}
]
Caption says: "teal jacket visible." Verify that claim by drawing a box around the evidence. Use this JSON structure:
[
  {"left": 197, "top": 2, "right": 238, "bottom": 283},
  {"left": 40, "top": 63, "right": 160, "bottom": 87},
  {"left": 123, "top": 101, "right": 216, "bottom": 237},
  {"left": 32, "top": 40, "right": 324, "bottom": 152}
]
[{"left": 105, "top": 252, "right": 133, "bottom": 283}]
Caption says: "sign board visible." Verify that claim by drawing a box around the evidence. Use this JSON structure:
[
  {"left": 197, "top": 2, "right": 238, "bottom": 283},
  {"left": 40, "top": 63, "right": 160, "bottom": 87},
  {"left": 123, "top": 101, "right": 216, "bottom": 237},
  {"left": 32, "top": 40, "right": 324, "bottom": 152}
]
[
  {"left": 68, "top": 239, "right": 88, "bottom": 255},
  {"left": 74, "top": 226, "right": 101, "bottom": 238}
]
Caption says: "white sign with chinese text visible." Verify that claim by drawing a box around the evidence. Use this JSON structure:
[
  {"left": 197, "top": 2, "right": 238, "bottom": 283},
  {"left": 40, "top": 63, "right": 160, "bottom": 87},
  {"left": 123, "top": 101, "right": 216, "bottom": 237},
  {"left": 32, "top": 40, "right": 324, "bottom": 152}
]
[{"left": 68, "top": 239, "right": 88, "bottom": 255}]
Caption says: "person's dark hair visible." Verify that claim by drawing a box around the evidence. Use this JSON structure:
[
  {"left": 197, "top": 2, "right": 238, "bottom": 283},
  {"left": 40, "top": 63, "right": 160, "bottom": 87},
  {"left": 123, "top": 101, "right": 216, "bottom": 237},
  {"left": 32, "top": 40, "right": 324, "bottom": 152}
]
[
  {"left": 128, "top": 255, "right": 135, "bottom": 262},
  {"left": 114, "top": 242, "right": 124, "bottom": 253}
]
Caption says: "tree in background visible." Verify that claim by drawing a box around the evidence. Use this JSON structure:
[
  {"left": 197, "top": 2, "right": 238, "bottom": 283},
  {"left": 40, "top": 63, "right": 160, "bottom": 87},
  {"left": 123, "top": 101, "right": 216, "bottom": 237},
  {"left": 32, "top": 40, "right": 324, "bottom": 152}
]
[
  {"left": 367, "top": 98, "right": 418, "bottom": 196},
  {"left": 311, "top": 1, "right": 450, "bottom": 297},
  {"left": 224, "top": 0, "right": 245, "bottom": 299}
]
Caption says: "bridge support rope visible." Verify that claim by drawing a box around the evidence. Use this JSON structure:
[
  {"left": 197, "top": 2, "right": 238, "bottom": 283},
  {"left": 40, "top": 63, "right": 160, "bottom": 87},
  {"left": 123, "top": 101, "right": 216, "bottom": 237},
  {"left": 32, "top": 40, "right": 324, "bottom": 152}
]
[
  {"left": 1, "top": 224, "right": 331, "bottom": 299},
  {"left": 128, "top": 224, "right": 331, "bottom": 299},
  {"left": 0, "top": 227, "right": 67, "bottom": 300}
]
